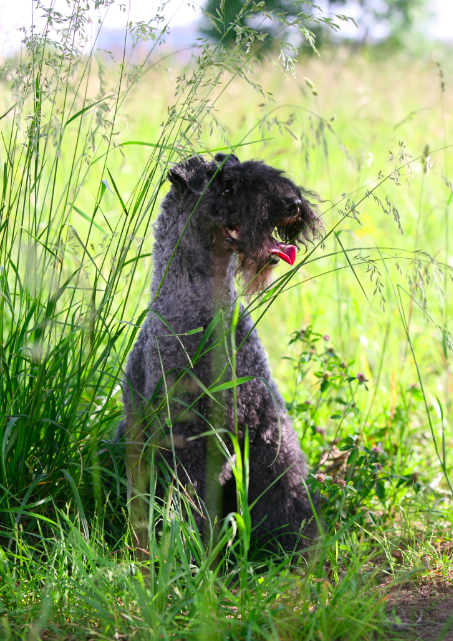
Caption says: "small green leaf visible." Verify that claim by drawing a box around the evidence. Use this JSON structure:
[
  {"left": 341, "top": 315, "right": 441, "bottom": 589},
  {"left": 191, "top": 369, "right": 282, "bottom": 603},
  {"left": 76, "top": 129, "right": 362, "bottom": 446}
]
[
  {"left": 194, "top": 310, "right": 223, "bottom": 359},
  {"left": 375, "top": 481, "right": 386, "bottom": 500},
  {"left": 185, "top": 327, "right": 203, "bottom": 335},
  {"left": 102, "top": 179, "right": 113, "bottom": 194},
  {"left": 70, "top": 204, "right": 106, "bottom": 234},
  {"left": 106, "top": 168, "right": 127, "bottom": 216},
  {"left": 62, "top": 469, "right": 89, "bottom": 541},
  {"left": 65, "top": 95, "right": 114, "bottom": 127},
  {"left": 209, "top": 376, "right": 255, "bottom": 393},
  {"left": 0, "top": 102, "right": 18, "bottom": 122}
]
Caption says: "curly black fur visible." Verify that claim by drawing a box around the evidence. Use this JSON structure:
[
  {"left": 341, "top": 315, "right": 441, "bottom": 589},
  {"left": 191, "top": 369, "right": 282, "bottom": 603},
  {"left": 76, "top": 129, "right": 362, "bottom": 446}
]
[{"left": 116, "top": 153, "right": 323, "bottom": 552}]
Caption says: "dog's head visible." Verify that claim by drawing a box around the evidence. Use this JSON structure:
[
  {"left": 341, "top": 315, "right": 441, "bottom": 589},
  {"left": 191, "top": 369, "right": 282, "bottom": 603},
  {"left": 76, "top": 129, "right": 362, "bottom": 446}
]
[{"left": 168, "top": 153, "right": 323, "bottom": 295}]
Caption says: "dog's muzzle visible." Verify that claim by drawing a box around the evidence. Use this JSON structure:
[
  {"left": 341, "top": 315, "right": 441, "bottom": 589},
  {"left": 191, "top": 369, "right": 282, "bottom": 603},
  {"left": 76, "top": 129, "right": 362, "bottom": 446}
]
[{"left": 221, "top": 227, "right": 298, "bottom": 266}]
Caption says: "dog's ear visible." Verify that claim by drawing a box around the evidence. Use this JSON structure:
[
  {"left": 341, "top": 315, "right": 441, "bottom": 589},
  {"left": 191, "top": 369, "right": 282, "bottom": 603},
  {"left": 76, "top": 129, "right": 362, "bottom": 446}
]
[
  {"left": 214, "top": 152, "right": 240, "bottom": 167},
  {"left": 168, "top": 156, "right": 208, "bottom": 195}
]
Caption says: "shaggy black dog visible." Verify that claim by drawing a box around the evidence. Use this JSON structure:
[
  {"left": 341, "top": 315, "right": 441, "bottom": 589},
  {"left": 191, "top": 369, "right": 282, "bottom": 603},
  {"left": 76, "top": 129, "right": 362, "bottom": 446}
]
[{"left": 116, "top": 153, "right": 323, "bottom": 552}]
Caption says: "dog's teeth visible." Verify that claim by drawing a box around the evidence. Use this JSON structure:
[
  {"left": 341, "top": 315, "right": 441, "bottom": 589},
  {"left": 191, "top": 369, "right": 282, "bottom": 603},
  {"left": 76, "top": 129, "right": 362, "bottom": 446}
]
[{"left": 229, "top": 229, "right": 238, "bottom": 239}]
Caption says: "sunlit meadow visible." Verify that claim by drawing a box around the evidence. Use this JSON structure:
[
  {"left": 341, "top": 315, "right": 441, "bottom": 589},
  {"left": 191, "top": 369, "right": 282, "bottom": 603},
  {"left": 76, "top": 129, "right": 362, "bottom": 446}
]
[{"left": 0, "top": 1, "right": 453, "bottom": 638}]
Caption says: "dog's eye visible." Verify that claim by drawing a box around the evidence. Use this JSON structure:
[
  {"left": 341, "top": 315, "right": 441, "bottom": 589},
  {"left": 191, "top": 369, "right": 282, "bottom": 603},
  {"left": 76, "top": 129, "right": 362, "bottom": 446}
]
[{"left": 222, "top": 184, "right": 233, "bottom": 196}]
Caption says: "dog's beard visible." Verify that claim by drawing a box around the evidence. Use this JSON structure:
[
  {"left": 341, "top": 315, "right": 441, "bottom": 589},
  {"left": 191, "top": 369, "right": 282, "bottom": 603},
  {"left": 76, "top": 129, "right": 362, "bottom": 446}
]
[{"left": 237, "top": 254, "right": 276, "bottom": 299}]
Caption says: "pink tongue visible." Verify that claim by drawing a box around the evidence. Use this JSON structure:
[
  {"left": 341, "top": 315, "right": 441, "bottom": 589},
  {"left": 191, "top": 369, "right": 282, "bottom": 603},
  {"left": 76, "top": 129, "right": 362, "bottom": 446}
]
[{"left": 270, "top": 244, "right": 297, "bottom": 266}]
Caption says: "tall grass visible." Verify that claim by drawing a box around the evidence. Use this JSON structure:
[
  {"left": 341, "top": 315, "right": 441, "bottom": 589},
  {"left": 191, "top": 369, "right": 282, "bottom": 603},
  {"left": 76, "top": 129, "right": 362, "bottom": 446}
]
[{"left": 0, "top": 1, "right": 452, "bottom": 638}]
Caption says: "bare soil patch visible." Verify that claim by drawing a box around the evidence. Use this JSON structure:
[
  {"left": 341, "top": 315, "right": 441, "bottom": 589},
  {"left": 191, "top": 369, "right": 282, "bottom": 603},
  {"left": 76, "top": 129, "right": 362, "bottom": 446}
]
[{"left": 386, "top": 581, "right": 453, "bottom": 640}]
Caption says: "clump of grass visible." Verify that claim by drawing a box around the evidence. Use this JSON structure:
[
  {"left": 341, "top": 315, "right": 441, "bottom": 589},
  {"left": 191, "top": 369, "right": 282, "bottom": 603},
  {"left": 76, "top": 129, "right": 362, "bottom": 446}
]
[{"left": 1, "top": 1, "right": 453, "bottom": 639}]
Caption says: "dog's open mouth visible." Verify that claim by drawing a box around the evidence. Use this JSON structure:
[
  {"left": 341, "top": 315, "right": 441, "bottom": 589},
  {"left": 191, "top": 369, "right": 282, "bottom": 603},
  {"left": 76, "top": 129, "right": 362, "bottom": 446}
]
[
  {"left": 222, "top": 227, "right": 239, "bottom": 243},
  {"left": 268, "top": 241, "right": 297, "bottom": 266},
  {"left": 222, "top": 227, "right": 298, "bottom": 266}
]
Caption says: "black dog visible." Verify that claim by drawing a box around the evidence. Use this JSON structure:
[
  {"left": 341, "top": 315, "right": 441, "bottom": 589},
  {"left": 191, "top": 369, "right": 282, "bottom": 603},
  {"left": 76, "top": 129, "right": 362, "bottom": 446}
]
[{"left": 117, "top": 153, "right": 323, "bottom": 551}]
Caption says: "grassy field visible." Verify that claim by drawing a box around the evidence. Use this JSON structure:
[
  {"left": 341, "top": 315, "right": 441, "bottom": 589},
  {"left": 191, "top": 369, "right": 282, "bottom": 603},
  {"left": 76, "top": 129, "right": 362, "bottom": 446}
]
[{"left": 1, "top": 2, "right": 453, "bottom": 638}]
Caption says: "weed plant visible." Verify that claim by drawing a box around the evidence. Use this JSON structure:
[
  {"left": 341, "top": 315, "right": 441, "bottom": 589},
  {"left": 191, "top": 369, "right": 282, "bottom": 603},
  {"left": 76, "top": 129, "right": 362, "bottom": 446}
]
[{"left": 0, "top": 0, "right": 452, "bottom": 639}]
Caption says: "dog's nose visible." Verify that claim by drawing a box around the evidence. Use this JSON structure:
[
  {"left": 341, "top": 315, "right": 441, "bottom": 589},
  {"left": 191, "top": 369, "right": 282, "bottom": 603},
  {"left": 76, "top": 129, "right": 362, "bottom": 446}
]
[{"left": 285, "top": 199, "right": 301, "bottom": 215}]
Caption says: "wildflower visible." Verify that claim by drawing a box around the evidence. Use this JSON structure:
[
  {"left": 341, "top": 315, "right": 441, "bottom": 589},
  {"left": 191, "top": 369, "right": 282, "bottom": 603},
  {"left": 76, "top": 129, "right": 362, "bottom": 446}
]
[
  {"left": 336, "top": 479, "right": 346, "bottom": 488},
  {"left": 315, "top": 473, "right": 325, "bottom": 483},
  {"left": 305, "top": 399, "right": 312, "bottom": 405},
  {"left": 356, "top": 372, "right": 366, "bottom": 384},
  {"left": 323, "top": 334, "right": 330, "bottom": 341},
  {"left": 371, "top": 444, "right": 381, "bottom": 455},
  {"left": 322, "top": 371, "right": 330, "bottom": 380}
]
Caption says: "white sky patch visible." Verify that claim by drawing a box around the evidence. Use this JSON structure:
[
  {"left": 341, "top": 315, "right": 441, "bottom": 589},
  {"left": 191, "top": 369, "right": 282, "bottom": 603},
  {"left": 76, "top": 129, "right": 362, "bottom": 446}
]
[
  {"left": 430, "top": 0, "right": 453, "bottom": 40},
  {"left": 0, "top": 0, "right": 452, "bottom": 56},
  {"left": 0, "top": 0, "right": 203, "bottom": 56}
]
